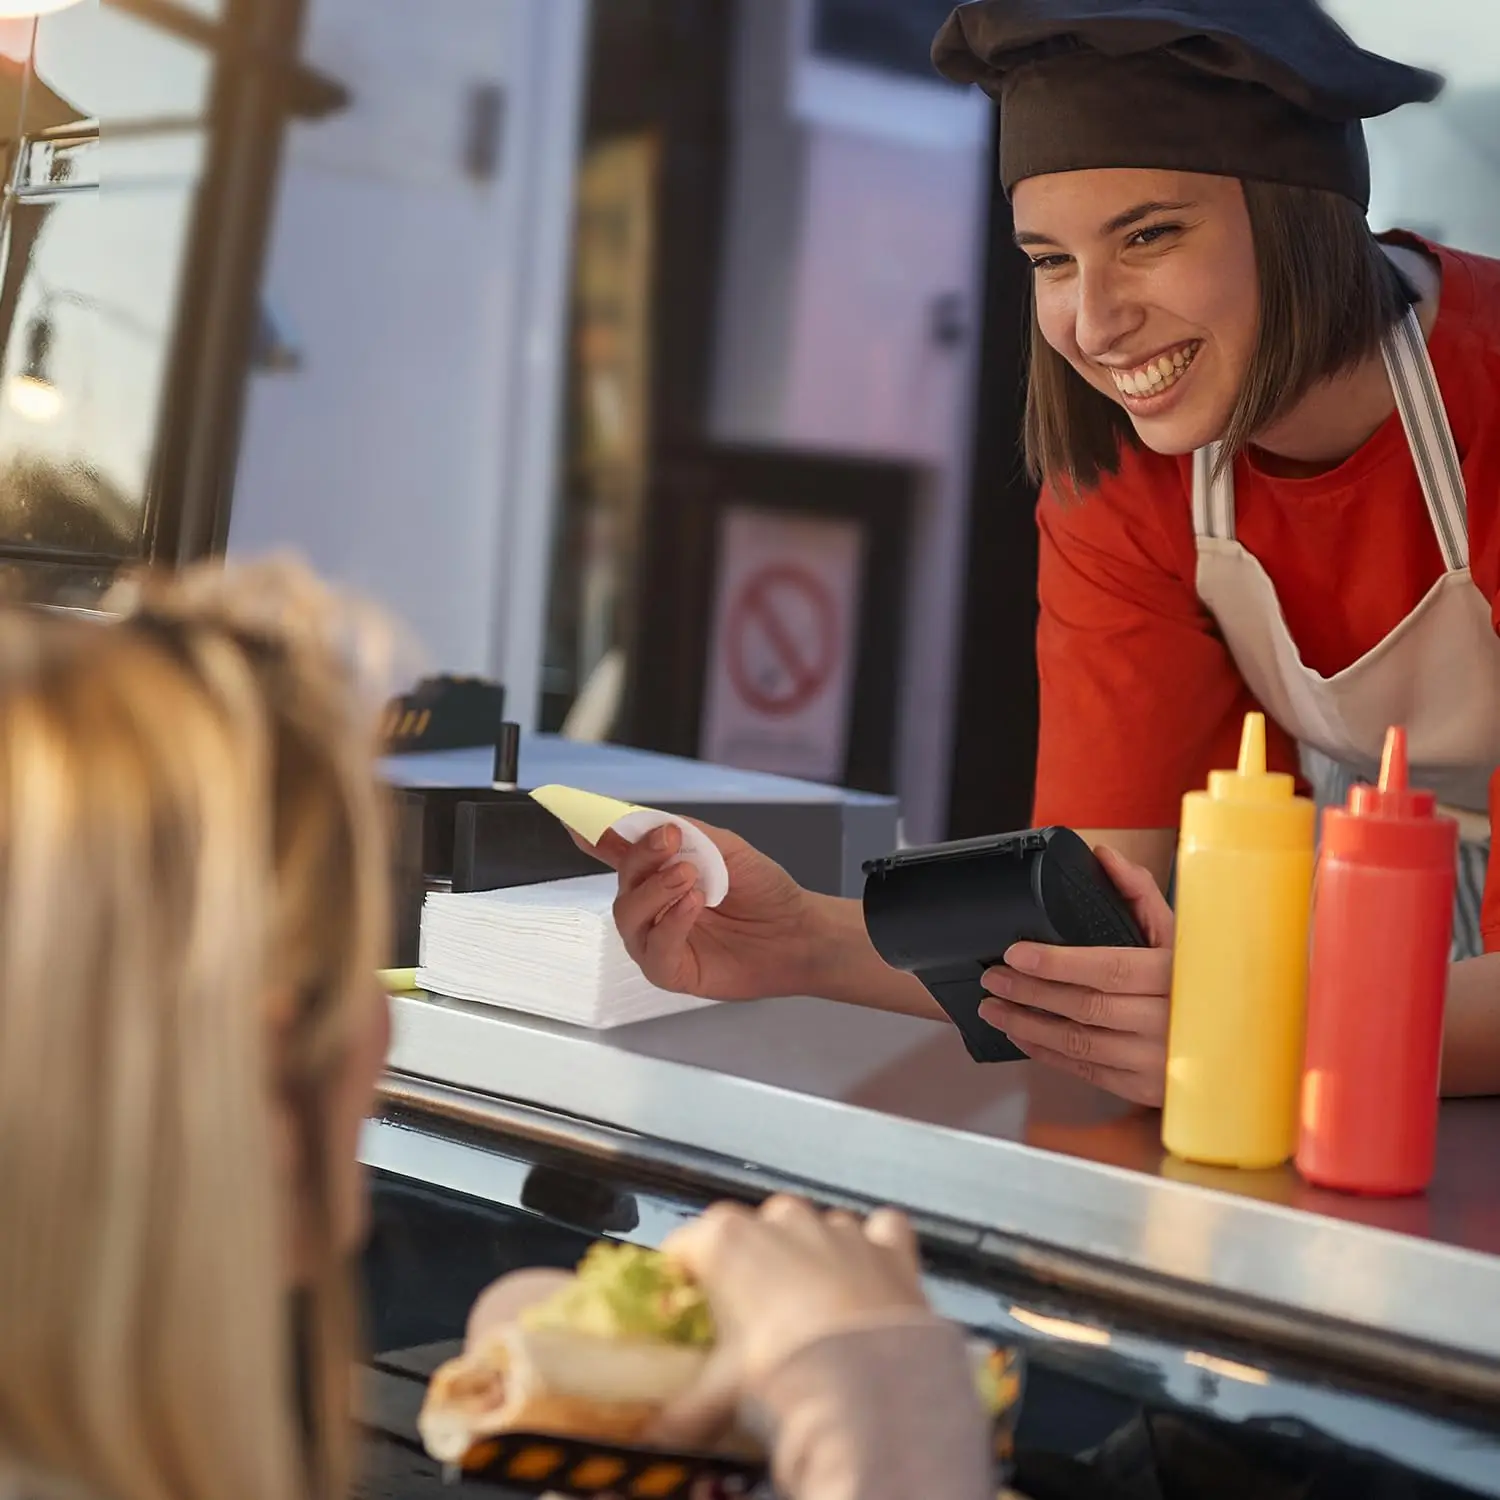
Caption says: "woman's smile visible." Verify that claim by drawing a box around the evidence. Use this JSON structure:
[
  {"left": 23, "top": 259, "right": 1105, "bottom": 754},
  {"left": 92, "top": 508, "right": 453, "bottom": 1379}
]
[{"left": 1093, "top": 339, "right": 1206, "bottom": 420}]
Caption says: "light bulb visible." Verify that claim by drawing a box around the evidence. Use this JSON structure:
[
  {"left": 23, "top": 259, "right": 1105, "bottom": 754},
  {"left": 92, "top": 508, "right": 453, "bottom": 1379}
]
[{"left": 8, "top": 374, "right": 62, "bottom": 422}]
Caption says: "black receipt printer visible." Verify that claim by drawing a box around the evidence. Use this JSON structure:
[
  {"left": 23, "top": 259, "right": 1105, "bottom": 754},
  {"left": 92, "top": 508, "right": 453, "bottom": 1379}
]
[{"left": 862, "top": 827, "right": 1146, "bottom": 1064}]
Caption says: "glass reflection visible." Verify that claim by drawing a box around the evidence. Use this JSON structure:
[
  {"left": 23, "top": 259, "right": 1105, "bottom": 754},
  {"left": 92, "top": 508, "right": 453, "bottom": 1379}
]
[
  {"left": 33, "top": 2, "right": 210, "bottom": 123},
  {"left": 0, "top": 4, "right": 210, "bottom": 575},
  {"left": 0, "top": 161, "right": 199, "bottom": 553}
]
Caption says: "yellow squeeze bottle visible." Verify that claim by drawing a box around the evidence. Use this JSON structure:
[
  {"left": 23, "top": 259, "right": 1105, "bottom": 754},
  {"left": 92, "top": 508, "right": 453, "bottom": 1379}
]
[{"left": 1162, "top": 713, "right": 1316, "bottom": 1169}]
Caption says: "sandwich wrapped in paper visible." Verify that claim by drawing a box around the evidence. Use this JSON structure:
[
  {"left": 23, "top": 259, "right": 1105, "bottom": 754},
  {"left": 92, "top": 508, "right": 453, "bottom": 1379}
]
[
  {"left": 419, "top": 1244, "right": 725, "bottom": 1465},
  {"left": 419, "top": 1242, "right": 1026, "bottom": 1498}
]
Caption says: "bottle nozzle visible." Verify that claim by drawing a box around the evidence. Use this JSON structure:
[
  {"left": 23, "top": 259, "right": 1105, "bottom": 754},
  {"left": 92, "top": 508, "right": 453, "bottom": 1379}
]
[
  {"left": 1237, "top": 712, "right": 1267, "bottom": 777},
  {"left": 1196, "top": 710, "right": 1305, "bottom": 826},
  {"left": 1378, "top": 726, "right": 1409, "bottom": 794}
]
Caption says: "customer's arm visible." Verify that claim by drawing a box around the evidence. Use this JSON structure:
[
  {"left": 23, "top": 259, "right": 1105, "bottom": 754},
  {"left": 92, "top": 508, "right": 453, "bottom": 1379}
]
[
  {"left": 748, "top": 1315, "right": 993, "bottom": 1500},
  {"left": 658, "top": 1199, "right": 993, "bottom": 1500}
]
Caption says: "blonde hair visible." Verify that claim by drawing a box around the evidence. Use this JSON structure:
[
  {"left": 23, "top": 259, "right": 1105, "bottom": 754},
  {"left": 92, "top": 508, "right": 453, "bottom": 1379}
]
[{"left": 0, "top": 558, "right": 392, "bottom": 1500}]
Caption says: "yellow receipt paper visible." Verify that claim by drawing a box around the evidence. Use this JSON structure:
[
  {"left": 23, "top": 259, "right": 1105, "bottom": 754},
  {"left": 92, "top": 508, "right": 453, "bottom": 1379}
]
[{"left": 528, "top": 784, "right": 730, "bottom": 908}]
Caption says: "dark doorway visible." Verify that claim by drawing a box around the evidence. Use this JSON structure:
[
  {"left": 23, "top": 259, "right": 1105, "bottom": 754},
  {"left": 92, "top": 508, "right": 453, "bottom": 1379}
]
[
  {"left": 538, "top": 0, "right": 736, "bottom": 735},
  {"left": 946, "top": 119, "right": 1042, "bottom": 837}
]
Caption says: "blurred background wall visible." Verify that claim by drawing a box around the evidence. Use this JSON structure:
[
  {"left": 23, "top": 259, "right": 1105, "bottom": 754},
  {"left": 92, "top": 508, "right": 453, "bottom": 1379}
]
[{"left": 1, "top": 0, "right": 1496, "bottom": 840}]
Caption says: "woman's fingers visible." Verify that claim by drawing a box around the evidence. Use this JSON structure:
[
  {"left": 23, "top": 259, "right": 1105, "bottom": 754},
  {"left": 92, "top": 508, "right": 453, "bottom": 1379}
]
[
  {"left": 661, "top": 1200, "right": 752, "bottom": 1282},
  {"left": 999, "top": 939, "right": 1172, "bottom": 999},
  {"left": 567, "top": 826, "right": 631, "bottom": 870},
  {"left": 862, "top": 1207, "right": 922, "bottom": 1284},
  {"left": 1095, "top": 844, "right": 1176, "bottom": 947},
  {"left": 637, "top": 888, "right": 705, "bottom": 987},
  {"left": 976, "top": 849, "right": 1175, "bottom": 1108},
  {"left": 981, "top": 969, "right": 1169, "bottom": 1037},
  {"left": 615, "top": 823, "right": 682, "bottom": 892},
  {"left": 981, "top": 998, "right": 1167, "bottom": 1079},
  {"left": 1009, "top": 1037, "right": 1167, "bottom": 1108},
  {"left": 860, "top": 1207, "right": 916, "bottom": 1257},
  {"left": 760, "top": 1194, "right": 828, "bottom": 1247},
  {"left": 613, "top": 830, "right": 693, "bottom": 923}
]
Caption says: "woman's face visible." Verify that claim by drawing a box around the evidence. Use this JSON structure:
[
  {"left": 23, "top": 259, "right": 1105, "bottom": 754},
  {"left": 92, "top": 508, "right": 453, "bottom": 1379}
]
[{"left": 1013, "top": 168, "right": 1260, "bottom": 454}]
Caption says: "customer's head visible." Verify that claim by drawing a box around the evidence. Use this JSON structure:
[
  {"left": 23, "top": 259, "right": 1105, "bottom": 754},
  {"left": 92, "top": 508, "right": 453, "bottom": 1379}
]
[{"left": 0, "top": 559, "right": 392, "bottom": 1500}]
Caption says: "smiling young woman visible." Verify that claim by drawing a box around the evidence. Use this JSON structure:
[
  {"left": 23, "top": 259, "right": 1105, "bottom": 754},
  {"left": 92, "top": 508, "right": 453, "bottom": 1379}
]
[
  {"left": 1020, "top": 178, "right": 1418, "bottom": 493},
  {"left": 928, "top": 0, "right": 1500, "bottom": 1098},
  {"left": 587, "top": 0, "right": 1500, "bottom": 1111}
]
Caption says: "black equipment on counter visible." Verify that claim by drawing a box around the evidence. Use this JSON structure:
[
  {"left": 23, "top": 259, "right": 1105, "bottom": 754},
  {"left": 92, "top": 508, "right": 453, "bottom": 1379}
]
[
  {"left": 862, "top": 827, "right": 1146, "bottom": 1064},
  {"left": 383, "top": 675, "right": 506, "bottom": 754},
  {"left": 492, "top": 719, "right": 520, "bottom": 788},
  {"left": 386, "top": 719, "right": 598, "bottom": 968}
]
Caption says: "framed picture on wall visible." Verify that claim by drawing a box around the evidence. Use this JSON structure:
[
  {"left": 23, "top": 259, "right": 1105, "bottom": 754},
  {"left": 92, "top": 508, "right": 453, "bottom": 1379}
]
[{"left": 622, "top": 443, "right": 916, "bottom": 793}]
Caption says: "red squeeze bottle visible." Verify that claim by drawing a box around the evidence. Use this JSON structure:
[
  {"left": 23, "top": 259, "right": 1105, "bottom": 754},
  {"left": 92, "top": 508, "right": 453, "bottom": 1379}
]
[{"left": 1297, "top": 727, "right": 1458, "bottom": 1196}]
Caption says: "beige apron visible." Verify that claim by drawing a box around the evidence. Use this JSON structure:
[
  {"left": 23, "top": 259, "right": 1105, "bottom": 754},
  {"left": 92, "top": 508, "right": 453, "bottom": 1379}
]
[{"left": 1193, "top": 308, "right": 1500, "bottom": 957}]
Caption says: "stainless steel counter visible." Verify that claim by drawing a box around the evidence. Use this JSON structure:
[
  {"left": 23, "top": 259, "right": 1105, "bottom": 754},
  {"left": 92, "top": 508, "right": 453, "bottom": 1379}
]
[{"left": 376, "top": 989, "right": 1500, "bottom": 1381}]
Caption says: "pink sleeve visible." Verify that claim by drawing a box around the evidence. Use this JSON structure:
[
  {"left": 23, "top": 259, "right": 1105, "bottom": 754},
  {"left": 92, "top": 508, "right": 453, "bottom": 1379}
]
[{"left": 746, "top": 1315, "right": 995, "bottom": 1500}]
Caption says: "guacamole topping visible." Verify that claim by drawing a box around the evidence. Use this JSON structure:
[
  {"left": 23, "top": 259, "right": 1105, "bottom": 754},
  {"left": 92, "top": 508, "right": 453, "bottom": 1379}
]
[{"left": 520, "top": 1243, "right": 715, "bottom": 1347}]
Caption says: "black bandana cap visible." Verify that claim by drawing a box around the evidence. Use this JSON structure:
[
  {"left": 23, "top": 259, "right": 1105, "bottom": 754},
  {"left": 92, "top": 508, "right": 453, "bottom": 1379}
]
[{"left": 932, "top": 0, "right": 1444, "bottom": 206}]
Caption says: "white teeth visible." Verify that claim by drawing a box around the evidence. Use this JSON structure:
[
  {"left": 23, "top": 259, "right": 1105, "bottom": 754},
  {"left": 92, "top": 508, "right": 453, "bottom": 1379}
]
[{"left": 1110, "top": 344, "right": 1197, "bottom": 400}]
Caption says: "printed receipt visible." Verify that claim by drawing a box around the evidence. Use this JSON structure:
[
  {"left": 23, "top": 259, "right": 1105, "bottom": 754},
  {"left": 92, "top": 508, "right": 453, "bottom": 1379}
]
[{"left": 528, "top": 785, "right": 730, "bottom": 908}]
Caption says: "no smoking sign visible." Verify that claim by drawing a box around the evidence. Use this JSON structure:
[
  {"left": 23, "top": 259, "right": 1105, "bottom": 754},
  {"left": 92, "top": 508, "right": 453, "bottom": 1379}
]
[
  {"left": 724, "top": 563, "right": 839, "bottom": 718},
  {"left": 701, "top": 507, "right": 863, "bottom": 782}
]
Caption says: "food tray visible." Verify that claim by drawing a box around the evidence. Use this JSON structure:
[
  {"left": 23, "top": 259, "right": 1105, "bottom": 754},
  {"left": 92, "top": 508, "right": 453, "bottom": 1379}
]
[{"left": 448, "top": 1344, "right": 1025, "bottom": 1499}]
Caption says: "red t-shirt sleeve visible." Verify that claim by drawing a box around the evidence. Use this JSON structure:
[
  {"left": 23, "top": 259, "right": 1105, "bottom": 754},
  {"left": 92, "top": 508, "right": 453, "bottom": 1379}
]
[{"left": 1031, "top": 462, "right": 1300, "bottom": 830}]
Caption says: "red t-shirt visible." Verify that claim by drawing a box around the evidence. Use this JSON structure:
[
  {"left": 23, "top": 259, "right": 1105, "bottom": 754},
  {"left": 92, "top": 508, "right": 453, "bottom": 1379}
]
[{"left": 1030, "top": 236, "right": 1500, "bottom": 937}]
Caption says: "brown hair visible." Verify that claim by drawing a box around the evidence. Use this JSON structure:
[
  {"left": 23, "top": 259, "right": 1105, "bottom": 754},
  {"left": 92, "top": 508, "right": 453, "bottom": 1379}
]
[
  {"left": 0, "top": 559, "right": 391, "bottom": 1500},
  {"left": 1024, "top": 181, "right": 1417, "bottom": 495}
]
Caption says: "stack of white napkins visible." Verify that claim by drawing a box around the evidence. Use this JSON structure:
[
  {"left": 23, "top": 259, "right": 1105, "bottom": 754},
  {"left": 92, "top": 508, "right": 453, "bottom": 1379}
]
[{"left": 415, "top": 874, "right": 716, "bottom": 1029}]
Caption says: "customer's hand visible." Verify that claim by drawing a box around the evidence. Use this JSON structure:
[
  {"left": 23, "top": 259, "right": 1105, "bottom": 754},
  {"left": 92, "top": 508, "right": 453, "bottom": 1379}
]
[
  {"left": 648, "top": 1197, "right": 932, "bottom": 1448},
  {"left": 666, "top": 1197, "right": 928, "bottom": 1377},
  {"left": 576, "top": 820, "right": 823, "bottom": 1002},
  {"left": 979, "top": 846, "right": 1174, "bottom": 1107}
]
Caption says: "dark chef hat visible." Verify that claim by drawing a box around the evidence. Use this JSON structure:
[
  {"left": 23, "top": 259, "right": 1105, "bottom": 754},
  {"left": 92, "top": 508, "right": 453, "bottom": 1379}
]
[{"left": 931, "top": 0, "right": 1443, "bottom": 207}]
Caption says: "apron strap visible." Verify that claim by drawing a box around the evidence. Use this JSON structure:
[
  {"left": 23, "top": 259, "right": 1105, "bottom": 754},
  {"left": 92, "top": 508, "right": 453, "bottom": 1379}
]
[
  {"left": 1192, "top": 308, "right": 1468, "bottom": 569},
  {"left": 1382, "top": 306, "right": 1468, "bottom": 573},
  {"left": 1191, "top": 443, "right": 1234, "bottom": 540}
]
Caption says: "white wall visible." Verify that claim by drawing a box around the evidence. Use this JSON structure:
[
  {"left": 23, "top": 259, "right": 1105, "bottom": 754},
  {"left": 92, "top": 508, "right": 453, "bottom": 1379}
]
[
  {"left": 711, "top": 0, "right": 991, "bottom": 840},
  {"left": 1324, "top": 0, "right": 1500, "bottom": 256},
  {"left": 229, "top": 0, "right": 585, "bottom": 725}
]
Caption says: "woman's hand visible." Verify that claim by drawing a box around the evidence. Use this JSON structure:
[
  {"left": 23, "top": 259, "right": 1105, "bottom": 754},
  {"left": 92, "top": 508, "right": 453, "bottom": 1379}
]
[
  {"left": 664, "top": 1197, "right": 928, "bottom": 1379},
  {"left": 577, "top": 820, "right": 824, "bottom": 1002},
  {"left": 647, "top": 1198, "right": 931, "bottom": 1449},
  {"left": 978, "top": 846, "right": 1174, "bottom": 1107}
]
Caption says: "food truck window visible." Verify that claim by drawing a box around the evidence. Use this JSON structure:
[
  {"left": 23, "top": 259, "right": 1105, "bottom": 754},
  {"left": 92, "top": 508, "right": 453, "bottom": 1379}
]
[
  {"left": 0, "top": 8, "right": 206, "bottom": 589},
  {"left": 0, "top": 0, "right": 342, "bottom": 609}
]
